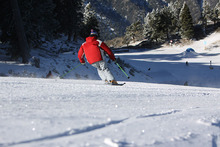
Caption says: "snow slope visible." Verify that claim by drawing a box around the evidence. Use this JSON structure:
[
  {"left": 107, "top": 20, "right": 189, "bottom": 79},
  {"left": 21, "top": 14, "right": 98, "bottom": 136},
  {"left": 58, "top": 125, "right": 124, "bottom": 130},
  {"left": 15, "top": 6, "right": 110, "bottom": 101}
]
[
  {"left": 117, "top": 32, "right": 220, "bottom": 88},
  {"left": 1, "top": 32, "right": 220, "bottom": 147},
  {"left": 1, "top": 77, "right": 220, "bottom": 147},
  {"left": 1, "top": 32, "right": 220, "bottom": 88}
]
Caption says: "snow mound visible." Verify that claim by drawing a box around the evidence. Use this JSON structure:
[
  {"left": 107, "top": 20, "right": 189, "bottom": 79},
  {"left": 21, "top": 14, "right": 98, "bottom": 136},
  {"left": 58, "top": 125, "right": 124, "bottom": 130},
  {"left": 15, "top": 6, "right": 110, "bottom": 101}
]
[{"left": 181, "top": 48, "right": 199, "bottom": 58}]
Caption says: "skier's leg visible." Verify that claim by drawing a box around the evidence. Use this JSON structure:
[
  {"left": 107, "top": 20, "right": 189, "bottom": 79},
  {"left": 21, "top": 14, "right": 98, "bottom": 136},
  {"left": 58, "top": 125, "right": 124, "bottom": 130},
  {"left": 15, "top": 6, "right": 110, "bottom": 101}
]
[
  {"left": 99, "top": 60, "right": 115, "bottom": 82},
  {"left": 91, "top": 62, "right": 107, "bottom": 81},
  {"left": 99, "top": 50, "right": 115, "bottom": 82}
]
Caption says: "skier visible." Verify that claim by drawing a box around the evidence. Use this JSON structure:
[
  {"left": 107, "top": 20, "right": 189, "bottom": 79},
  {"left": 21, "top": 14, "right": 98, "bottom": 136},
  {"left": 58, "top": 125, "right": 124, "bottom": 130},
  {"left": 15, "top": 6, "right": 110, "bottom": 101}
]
[{"left": 78, "top": 29, "right": 118, "bottom": 84}]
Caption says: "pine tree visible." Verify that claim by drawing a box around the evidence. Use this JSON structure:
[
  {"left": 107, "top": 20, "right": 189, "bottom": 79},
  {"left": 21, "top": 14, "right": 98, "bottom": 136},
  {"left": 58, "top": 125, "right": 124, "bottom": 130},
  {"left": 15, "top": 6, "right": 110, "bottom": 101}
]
[
  {"left": 0, "top": 0, "right": 59, "bottom": 61},
  {"left": 167, "top": 1, "right": 182, "bottom": 38},
  {"left": 158, "top": 7, "right": 173, "bottom": 40},
  {"left": 82, "top": 2, "right": 99, "bottom": 39},
  {"left": 124, "top": 20, "right": 143, "bottom": 43},
  {"left": 201, "top": 0, "right": 212, "bottom": 33},
  {"left": 53, "top": 0, "right": 83, "bottom": 41},
  {"left": 144, "top": 9, "right": 162, "bottom": 42},
  {"left": 0, "top": 0, "right": 13, "bottom": 43},
  {"left": 143, "top": 11, "right": 154, "bottom": 41},
  {"left": 72, "top": 0, "right": 83, "bottom": 41},
  {"left": 26, "top": 0, "right": 58, "bottom": 45},
  {"left": 151, "top": 9, "right": 163, "bottom": 42},
  {"left": 212, "top": 1, "right": 220, "bottom": 25},
  {"left": 179, "top": 2, "right": 194, "bottom": 39},
  {"left": 10, "top": 0, "right": 30, "bottom": 63},
  {"left": 144, "top": 7, "right": 175, "bottom": 42}
]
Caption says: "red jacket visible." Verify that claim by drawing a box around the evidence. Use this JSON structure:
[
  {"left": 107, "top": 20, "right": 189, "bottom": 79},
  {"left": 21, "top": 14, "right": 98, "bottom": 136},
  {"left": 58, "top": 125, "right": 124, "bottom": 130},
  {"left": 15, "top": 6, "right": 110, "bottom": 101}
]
[{"left": 78, "top": 36, "right": 116, "bottom": 64}]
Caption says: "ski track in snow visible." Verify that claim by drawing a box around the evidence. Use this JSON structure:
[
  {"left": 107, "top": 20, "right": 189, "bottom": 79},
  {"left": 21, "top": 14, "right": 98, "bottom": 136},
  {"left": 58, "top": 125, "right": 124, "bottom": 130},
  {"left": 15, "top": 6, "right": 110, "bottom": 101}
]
[
  {"left": 0, "top": 119, "right": 127, "bottom": 147},
  {"left": 137, "top": 109, "right": 181, "bottom": 119},
  {"left": 0, "top": 108, "right": 182, "bottom": 147}
]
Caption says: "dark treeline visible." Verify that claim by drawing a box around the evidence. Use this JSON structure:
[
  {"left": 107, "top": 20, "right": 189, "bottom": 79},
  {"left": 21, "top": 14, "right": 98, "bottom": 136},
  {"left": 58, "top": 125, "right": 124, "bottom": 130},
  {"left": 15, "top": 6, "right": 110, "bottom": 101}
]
[{"left": 0, "top": 0, "right": 99, "bottom": 63}]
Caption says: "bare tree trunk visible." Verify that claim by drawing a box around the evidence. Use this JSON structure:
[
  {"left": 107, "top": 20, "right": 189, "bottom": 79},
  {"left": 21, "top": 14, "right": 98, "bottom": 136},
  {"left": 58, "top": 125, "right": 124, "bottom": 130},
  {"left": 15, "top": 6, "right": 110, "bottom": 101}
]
[
  {"left": 73, "top": 33, "right": 77, "bottom": 42},
  {"left": 10, "top": 0, "right": 30, "bottom": 63},
  {"left": 67, "top": 30, "right": 73, "bottom": 42}
]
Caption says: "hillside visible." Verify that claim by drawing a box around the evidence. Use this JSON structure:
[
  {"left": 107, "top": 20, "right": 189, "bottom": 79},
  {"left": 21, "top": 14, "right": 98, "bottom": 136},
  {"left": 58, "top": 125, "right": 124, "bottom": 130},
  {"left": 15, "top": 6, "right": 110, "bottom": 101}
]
[
  {"left": 1, "top": 27, "right": 220, "bottom": 147},
  {"left": 87, "top": 0, "right": 219, "bottom": 39},
  {"left": 1, "top": 31, "right": 220, "bottom": 88}
]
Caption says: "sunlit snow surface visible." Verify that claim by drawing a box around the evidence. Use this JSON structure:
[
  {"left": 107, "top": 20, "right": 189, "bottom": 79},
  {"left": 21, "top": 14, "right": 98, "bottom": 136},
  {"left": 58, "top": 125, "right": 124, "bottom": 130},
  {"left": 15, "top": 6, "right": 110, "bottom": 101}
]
[{"left": 1, "top": 77, "right": 220, "bottom": 147}]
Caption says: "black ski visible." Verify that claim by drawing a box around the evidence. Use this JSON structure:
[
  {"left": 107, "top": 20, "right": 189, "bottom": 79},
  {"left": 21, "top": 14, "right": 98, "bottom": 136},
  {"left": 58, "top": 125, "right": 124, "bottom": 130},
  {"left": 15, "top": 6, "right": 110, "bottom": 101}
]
[{"left": 110, "top": 83, "right": 126, "bottom": 86}]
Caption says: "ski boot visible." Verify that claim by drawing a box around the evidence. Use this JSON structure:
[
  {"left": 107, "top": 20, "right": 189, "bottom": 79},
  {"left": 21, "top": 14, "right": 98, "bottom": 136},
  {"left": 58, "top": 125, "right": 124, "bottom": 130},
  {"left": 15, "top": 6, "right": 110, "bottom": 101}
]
[{"left": 110, "top": 80, "right": 118, "bottom": 85}]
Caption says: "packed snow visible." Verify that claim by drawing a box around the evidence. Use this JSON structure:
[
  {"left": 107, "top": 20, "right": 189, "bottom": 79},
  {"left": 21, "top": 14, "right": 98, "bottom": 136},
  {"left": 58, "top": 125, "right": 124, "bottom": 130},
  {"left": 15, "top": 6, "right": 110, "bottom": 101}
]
[
  {"left": 1, "top": 32, "right": 220, "bottom": 147},
  {"left": 118, "top": 32, "right": 220, "bottom": 88},
  {"left": 1, "top": 77, "right": 220, "bottom": 147}
]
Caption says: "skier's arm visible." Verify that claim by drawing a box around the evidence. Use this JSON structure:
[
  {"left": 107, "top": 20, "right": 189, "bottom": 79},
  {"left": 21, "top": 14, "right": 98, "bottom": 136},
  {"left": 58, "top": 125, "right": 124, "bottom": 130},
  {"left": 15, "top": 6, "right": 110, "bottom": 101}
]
[
  {"left": 78, "top": 45, "right": 85, "bottom": 63},
  {"left": 99, "top": 42, "right": 116, "bottom": 61}
]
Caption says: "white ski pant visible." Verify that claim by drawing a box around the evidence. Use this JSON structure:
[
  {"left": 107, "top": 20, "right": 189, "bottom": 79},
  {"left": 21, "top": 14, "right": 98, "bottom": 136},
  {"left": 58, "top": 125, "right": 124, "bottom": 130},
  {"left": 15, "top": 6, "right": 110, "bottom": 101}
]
[{"left": 91, "top": 60, "right": 114, "bottom": 81}]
